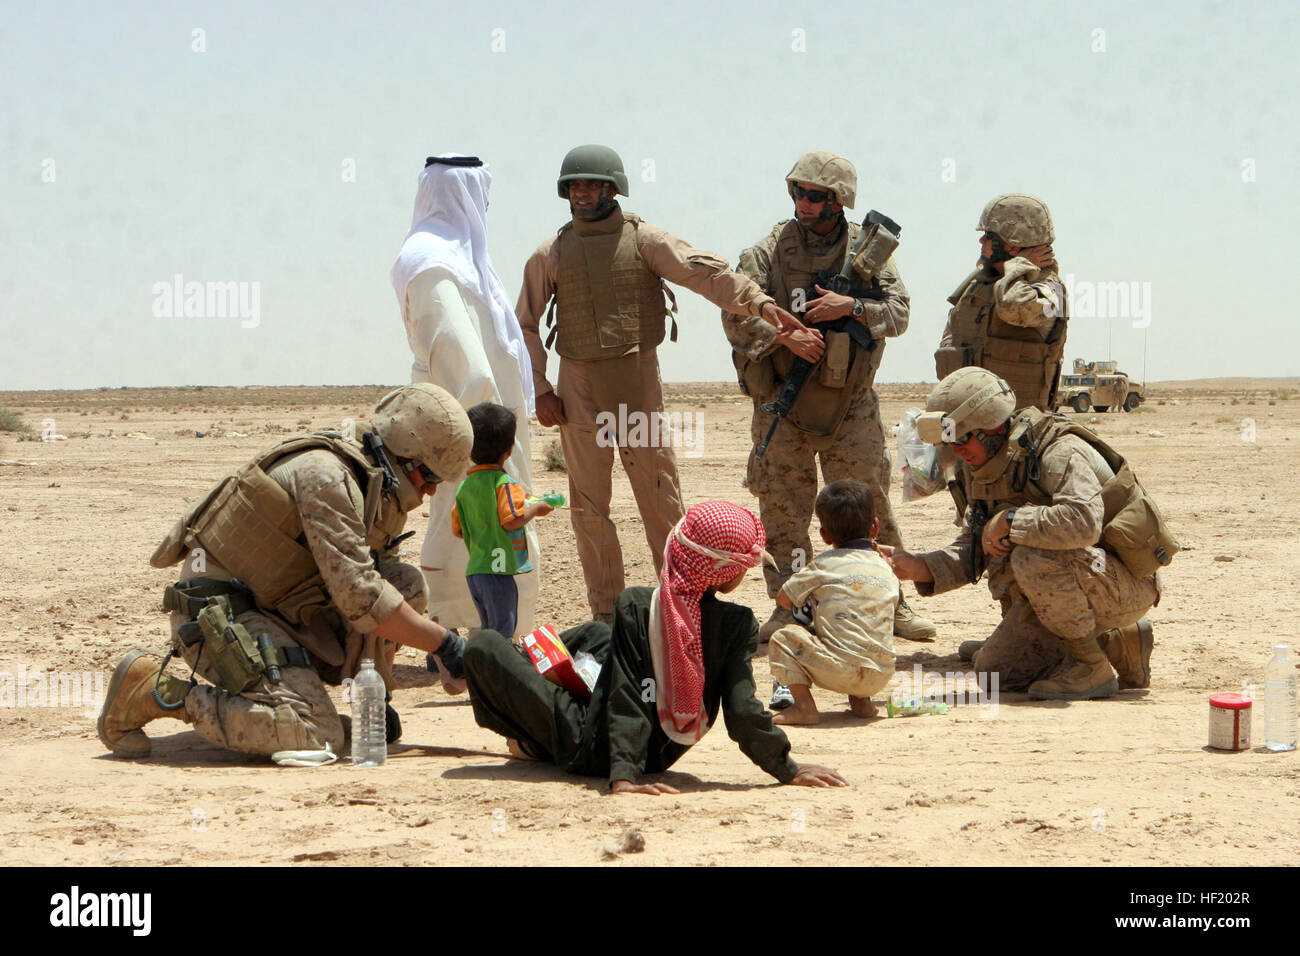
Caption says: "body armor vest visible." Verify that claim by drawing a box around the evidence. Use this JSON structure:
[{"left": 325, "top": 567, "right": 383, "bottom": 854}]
[
  {"left": 937, "top": 265, "right": 1068, "bottom": 411},
  {"left": 149, "top": 431, "right": 408, "bottom": 662},
  {"left": 745, "top": 218, "right": 885, "bottom": 439},
  {"left": 959, "top": 408, "right": 1178, "bottom": 579},
  {"left": 547, "top": 208, "right": 676, "bottom": 361}
]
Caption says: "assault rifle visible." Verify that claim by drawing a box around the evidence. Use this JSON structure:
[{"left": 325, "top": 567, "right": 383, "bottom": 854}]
[
  {"left": 967, "top": 498, "right": 989, "bottom": 584},
  {"left": 755, "top": 210, "right": 902, "bottom": 460}
]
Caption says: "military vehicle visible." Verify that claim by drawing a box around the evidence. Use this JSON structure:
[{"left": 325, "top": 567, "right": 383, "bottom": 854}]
[{"left": 1055, "top": 359, "right": 1145, "bottom": 413}]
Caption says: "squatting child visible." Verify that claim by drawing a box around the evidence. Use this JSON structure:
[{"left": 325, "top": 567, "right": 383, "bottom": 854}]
[
  {"left": 452, "top": 402, "right": 553, "bottom": 639},
  {"left": 768, "top": 479, "right": 899, "bottom": 725}
]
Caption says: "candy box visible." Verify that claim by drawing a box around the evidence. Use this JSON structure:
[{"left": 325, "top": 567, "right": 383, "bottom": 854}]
[{"left": 522, "top": 624, "right": 599, "bottom": 701}]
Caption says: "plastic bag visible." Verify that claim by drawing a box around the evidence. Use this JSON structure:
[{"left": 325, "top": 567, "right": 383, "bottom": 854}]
[{"left": 897, "top": 407, "right": 944, "bottom": 502}]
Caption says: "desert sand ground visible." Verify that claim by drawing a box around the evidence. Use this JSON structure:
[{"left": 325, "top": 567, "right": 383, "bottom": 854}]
[{"left": 2, "top": 379, "right": 1299, "bottom": 867}]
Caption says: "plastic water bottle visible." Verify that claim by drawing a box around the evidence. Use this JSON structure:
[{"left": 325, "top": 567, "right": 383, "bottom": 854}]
[
  {"left": 1263, "top": 645, "right": 1298, "bottom": 752},
  {"left": 351, "top": 659, "right": 387, "bottom": 766}
]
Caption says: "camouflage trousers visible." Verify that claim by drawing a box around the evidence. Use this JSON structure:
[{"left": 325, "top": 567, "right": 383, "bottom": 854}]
[
  {"left": 974, "top": 545, "right": 1159, "bottom": 690},
  {"left": 747, "top": 386, "right": 902, "bottom": 598},
  {"left": 170, "top": 560, "right": 427, "bottom": 756}
]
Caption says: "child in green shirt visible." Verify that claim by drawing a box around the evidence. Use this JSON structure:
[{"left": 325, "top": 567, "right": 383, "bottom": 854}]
[{"left": 452, "top": 403, "right": 553, "bottom": 638}]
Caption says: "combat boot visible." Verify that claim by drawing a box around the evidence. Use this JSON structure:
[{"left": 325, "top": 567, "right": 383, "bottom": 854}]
[
  {"left": 958, "top": 639, "right": 985, "bottom": 662},
  {"left": 1027, "top": 636, "right": 1118, "bottom": 701},
  {"left": 97, "top": 649, "right": 192, "bottom": 757},
  {"left": 758, "top": 606, "right": 795, "bottom": 645},
  {"left": 894, "top": 596, "right": 937, "bottom": 642},
  {"left": 1097, "top": 618, "right": 1154, "bottom": 689}
]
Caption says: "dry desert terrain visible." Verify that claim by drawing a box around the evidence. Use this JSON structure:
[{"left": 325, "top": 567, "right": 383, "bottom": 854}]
[{"left": 1, "top": 379, "right": 1299, "bottom": 866}]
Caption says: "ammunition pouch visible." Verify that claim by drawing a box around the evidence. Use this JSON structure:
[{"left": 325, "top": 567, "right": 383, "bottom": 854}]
[
  {"left": 979, "top": 336, "right": 1057, "bottom": 414},
  {"left": 169, "top": 580, "right": 312, "bottom": 693},
  {"left": 733, "top": 349, "right": 777, "bottom": 403},
  {"left": 818, "top": 330, "right": 852, "bottom": 388},
  {"left": 197, "top": 603, "right": 266, "bottom": 694},
  {"left": 934, "top": 345, "right": 971, "bottom": 382},
  {"left": 1099, "top": 462, "right": 1179, "bottom": 579}
]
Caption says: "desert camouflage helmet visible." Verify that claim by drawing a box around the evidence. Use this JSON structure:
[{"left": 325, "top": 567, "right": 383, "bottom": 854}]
[
  {"left": 977, "top": 193, "right": 1054, "bottom": 246},
  {"left": 372, "top": 383, "right": 472, "bottom": 483},
  {"left": 916, "top": 367, "right": 1016, "bottom": 444},
  {"left": 556, "top": 144, "right": 629, "bottom": 198},
  {"left": 785, "top": 150, "right": 856, "bottom": 209}
]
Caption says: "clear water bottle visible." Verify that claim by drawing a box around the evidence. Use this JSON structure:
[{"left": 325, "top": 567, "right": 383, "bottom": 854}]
[
  {"left": 1263, "top": 645, "right": 1298, "bottom": 752},
  {"left": 351, "top": 659, "right": 387, "bottom": 766}
]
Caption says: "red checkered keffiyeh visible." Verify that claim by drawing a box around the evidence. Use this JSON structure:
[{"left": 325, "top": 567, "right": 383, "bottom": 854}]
[{"left": 648, "top": 501, "right": 770, "bottom": 744}]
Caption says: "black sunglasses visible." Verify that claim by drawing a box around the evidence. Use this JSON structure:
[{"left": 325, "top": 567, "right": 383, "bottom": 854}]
[
  {"left": 402, "top": 460, "right": 441, "bottom": 484},
  {"left": 791, "top": 184, "right": 833, "bottom": 203}
]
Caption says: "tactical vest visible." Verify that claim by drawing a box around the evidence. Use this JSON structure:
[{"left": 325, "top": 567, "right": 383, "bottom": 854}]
[
  {"left": 546, "top": 207, "right": 677, "bottom": 362},
  {"left": 148, "top": 431, "right": 408, "bottom": 664},
  {"left": 742, "top": 218, "right": 885, "bottom": 439},
  {"left": 958, "top": 408, "right": 1178, "bottom": 580},
  {"left": 936, "top": 266, "right": 1068, "bottom": 411}
]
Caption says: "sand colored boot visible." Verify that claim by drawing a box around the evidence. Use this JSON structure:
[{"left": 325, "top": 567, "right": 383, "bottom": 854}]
[
  {"left": 97, "top": 650, "right": 192, "bottom": 757},
  {"left": 758, "top": 606, "right": 795, "bottom": 645},
  {"left": 1097, "top": 618, "right": 1154, "bottom": 689},
  {"left": 1027, "top": 636, "right": 1119, "bottom": 701},
  {"left": 894, "top": 595, "right": 937, "bottom": 642}
]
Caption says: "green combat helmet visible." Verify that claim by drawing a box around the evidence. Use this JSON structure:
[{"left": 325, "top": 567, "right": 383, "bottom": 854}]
[
  {"left": 785, "top": 150, "right": 857, "bottom": 209},
  {"left": 372, "top": 383, "right": 473, "bottom": 484},
  {"left": 556, "top": 144, "right": 629, "bottom": 198},
  {"left": 916, "top": 367, "right": 1016, "bottom": 445},
  {"left": 977, "top": 193, "right": 1054, "bottom": 246}
]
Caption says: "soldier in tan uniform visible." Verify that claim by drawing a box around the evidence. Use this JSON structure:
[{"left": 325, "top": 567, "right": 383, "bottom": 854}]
[
  {"left": 516, "top": 144, "right": 802, "bottom": 622},
  {"left": 722, "top": 151, "right": 935, "bottom": 644},
  {"left": 881, "top": 368, "right": 1174, "bottom": 700},
  {"left": 935, "top": 194, "right": 1067, "bottom": 412},
  {"left": 97, "top": 384, "right": 475, "bottom": 758}
]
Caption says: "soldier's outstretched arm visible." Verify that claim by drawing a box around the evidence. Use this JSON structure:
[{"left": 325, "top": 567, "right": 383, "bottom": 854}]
[
  {"left": 635, "top": 222, "right": 784, "bottom": 324},
  {"left": 374, "top": 600, "right": 456, "bottom": 655}
]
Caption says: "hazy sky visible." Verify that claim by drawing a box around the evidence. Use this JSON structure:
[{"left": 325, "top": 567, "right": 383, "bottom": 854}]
[{"left": 3, "top": 0, "right": 1296, "bottom": 390}]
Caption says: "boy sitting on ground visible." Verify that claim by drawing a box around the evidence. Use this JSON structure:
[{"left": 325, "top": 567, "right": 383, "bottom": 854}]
[{"left": 769, "top": 479, "right": 899, "bottom": 725}]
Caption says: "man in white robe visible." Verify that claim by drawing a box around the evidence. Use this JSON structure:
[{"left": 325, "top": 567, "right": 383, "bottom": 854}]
[{"left": 391, "top": 155, "right": 539, "bottom": 645}]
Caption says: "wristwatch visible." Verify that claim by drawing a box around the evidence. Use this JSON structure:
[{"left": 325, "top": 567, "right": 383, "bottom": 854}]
[
  {"left": 851, "top": 298, "right": 865, "bottom": 318},
  {"left": 1003, "top": 508, "right": 1018, "bottom": 541}
]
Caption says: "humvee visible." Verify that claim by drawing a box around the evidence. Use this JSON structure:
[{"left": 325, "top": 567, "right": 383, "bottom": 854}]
[{"left": 1054, "top": 359, "right": 1145, "bottom": 413}]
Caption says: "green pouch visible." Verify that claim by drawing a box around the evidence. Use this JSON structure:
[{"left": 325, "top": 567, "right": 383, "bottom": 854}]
[
  {"left": 196, "top": 602, "right": 265, "bottom": 694},
  {"left": 1100, "top": 463, "right": 1179, "bottom": 579}
]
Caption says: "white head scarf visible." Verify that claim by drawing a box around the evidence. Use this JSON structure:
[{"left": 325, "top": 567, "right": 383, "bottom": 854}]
[{"left": 391, "top": 155, "right": 534, "bottom": 415}]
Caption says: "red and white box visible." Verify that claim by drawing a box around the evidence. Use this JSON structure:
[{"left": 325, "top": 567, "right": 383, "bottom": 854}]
[{"left": 522, "top": 624, "right": 593, "bottom": 701}]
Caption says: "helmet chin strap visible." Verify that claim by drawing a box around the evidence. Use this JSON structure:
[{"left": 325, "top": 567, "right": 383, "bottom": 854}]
[
  {"left": 976, "top": 430, "right": 1006, "bottom": 459},
  {"left": 571, "top": 183, "right": 618, "bottom": 222},
  {"left": 980, "top": 231, "right": 1012, "bottom": 268}
]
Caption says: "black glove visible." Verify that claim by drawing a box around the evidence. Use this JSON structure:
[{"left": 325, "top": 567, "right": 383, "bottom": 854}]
[{"left": 433, "top": 631, "right": 468, "bottom": 680}]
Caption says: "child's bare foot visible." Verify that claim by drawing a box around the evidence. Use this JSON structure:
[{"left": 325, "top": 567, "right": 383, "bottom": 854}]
[
  {"left": 506, "top": 738, "right": 538, "bottom": 761},
  {"left": 848, "top": 695, "right": 877, "bottom": 718},
  {"left": 772, "top": 684, "right": 820, "bottom": 725}
]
